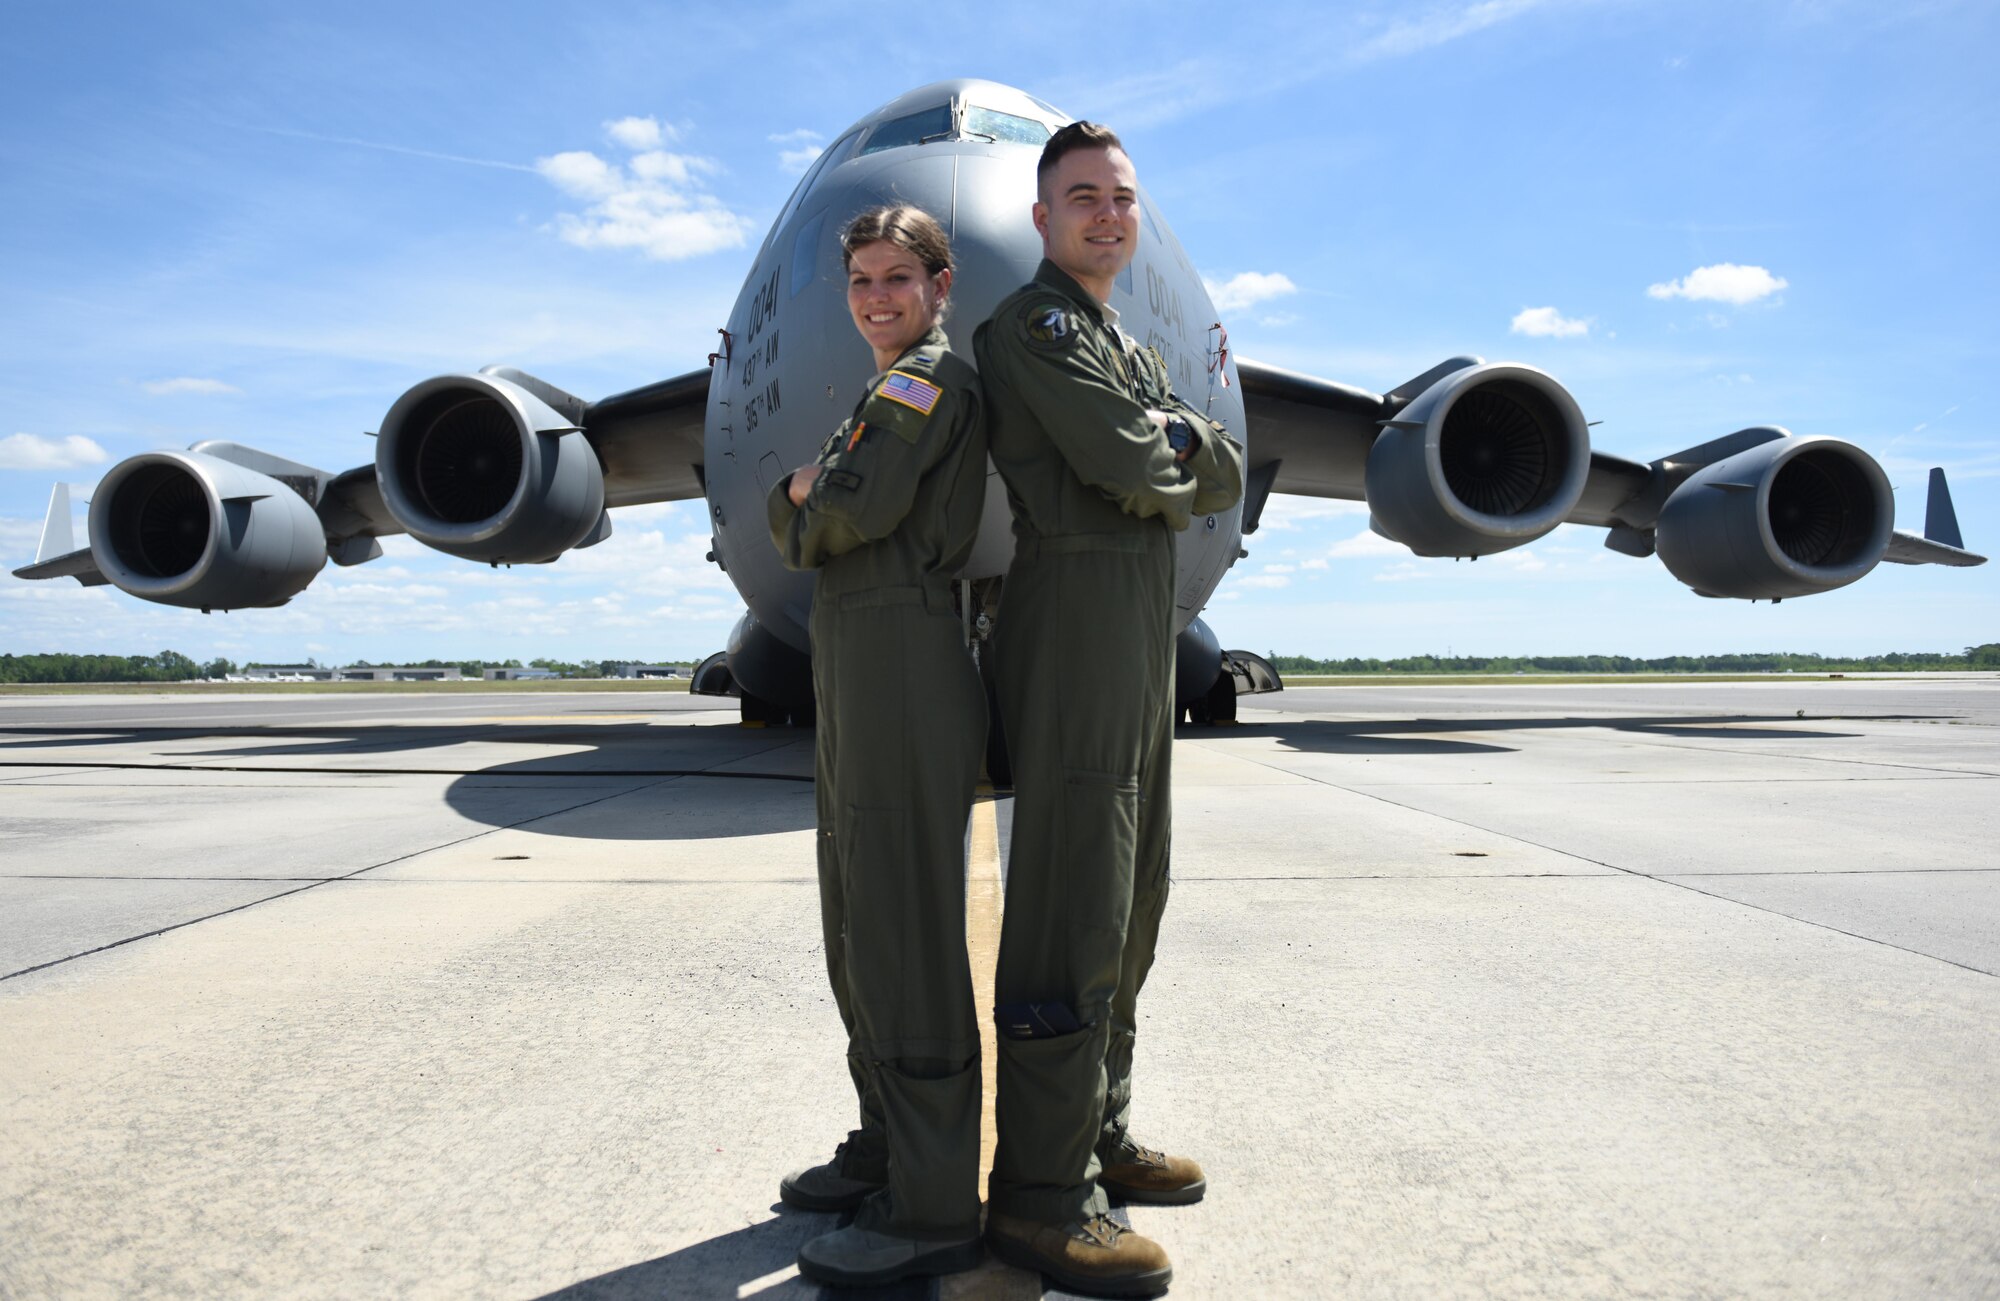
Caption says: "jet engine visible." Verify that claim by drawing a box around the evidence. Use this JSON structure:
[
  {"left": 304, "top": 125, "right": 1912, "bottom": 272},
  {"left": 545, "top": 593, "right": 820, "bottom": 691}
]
[
  {"left": 86, "top": 451, "right": 327, "bottom": 610},
  {"left": 1655, "top": 436, "right": 1892, "bottom": 599},
  {"left": 375, "top": 371, "right": 607, "bottom": 564},
  {"left": 1364, "top": 363, "right": 1590, "bottom": 557}
]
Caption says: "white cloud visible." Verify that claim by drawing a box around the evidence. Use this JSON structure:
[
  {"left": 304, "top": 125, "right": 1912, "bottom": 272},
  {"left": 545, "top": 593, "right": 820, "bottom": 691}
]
[
  {"left": 538, "top": 150, "right": 623, "bottom": 201},
  {"left": 1238, "top": 574, "right": 1290, "bottom": 589},
  {"left": 1258, "top": 312, "right": 1301, "bottom": 328},
  {"left": 769, "top": 128, "right": 822, "bottom": 146},
  {"left": 1329, "top": 529, "right": 1411, "bottom": 559},
  {"left": 1300, "top": 558, "right": 1329, "bottom": 570},
  {"left": 1262, "top": 563, "right": 1296, "bottom": 575},
  {"left": 1204, "top": 272, "right": 1299, "bottom": 314},
  {"left": 1646, "top": 263, "right": 1789, "bottom": 305},
  {"left": 0, "top": 433, "right": 109, "bottom": 470},
  {"left": 778, "top": 146, "right": 824, "bottom": 175},
  {"left": 536, "top": 143, "right": 753, "bottom": 262},
  {"left": 141, "top": 377, "right": 241, "bottom": 396},
  {"left": 605, "top": 116, "right": 676, "bottom": 150},
  {"left": 1255, "top": 496, "right": 1368, "bottom": 531},
  {"left": 630, "top": 151, "right": 716, "bottom": 185},
  {"left": 1509, "top": 306, "right": 1590, "bottom": 338}
]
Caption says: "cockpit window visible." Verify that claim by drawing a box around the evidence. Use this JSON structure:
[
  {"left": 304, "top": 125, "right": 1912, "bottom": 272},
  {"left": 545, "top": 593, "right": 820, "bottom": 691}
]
[
  {"left": 858, "top": 105, "right": 953, "bottom": 156},
  {"left": 964, "top": 106, "right": 1051, "bottom": 147}
]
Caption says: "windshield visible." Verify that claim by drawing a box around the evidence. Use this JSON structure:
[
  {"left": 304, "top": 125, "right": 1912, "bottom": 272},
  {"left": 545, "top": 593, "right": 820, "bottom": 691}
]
[
  {"left": 964, "top": 105, "right": 1051, "bottom": 146},
  {"left": 859, "top": 105, "right": 953, "bottom": 156}
]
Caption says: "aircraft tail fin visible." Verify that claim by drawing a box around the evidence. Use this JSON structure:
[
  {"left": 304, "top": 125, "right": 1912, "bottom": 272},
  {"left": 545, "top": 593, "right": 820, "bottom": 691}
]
[
  {"left": 1924, "top": 467, "right": 1965, "bottom": 549},
  {"left": 1884, "top": 470, "right": 1984, "bottom": 566},
  {"left": 34, "top": 483, "right": 74, "bottom": 564}
]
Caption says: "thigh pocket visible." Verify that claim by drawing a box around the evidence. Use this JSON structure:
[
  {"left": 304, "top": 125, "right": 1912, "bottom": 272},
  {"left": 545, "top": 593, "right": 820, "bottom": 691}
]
[
  {"left": 871, "top": 1057, "right": 982, "bottom": 1226},
  {"left": 993, "top": 1024, "right": 1106, "bottom": 1189},
  {"left": 1056, "top": 768, "right": 1141, "bottom": 939}
]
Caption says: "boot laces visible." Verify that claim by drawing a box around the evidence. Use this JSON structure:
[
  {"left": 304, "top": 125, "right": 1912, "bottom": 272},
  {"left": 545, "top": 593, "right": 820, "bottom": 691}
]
[{"left": 1076, "top": 1214, "right": 1125, "bottom": 1248}]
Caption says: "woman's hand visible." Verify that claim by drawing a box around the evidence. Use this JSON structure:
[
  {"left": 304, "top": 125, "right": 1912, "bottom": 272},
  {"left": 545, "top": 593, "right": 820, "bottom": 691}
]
[{"left": 787, "top": 464, "right": 822, "bottom": 506}]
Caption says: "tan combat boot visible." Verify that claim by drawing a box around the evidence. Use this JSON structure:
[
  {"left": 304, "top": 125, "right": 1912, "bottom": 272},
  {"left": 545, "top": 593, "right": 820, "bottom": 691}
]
[
  {"left": 985, "top": 1210, "right": 1172, "bottom": 1298},
  {"left": 1098, "top": 1136, "right": 1207, "bottom": 1205},
  {"left": 778, "top": 1140, "right": 884, "bottom": 1212}
]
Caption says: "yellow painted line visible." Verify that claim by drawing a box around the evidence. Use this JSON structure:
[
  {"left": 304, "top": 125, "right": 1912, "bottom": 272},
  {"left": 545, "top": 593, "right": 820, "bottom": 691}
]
[
  {"left": 966, "top": 786, "right": 1005, "bottom": 1197},
  {"left": 942, "top": 787, "right": 1045, "bottom": 1301}
]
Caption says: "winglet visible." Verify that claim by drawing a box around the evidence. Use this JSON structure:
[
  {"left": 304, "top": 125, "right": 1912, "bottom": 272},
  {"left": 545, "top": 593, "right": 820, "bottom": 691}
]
[
  {"left": 1925, "top": 468, "right": 1965, "bottom": 549},
  {"left": 34, "top": 483, "right": 74, "bottom": 564}
]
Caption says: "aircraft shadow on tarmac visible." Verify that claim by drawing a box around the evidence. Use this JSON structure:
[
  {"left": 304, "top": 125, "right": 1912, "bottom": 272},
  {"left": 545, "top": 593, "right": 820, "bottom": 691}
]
[
  {"left": 0, "top": 723, "right": 818, "bottom": 841},
  {"left": 0, "top": 711, "right": 1911, "bottom": 841},
  {"left": 1215, "top": 712, "right": 1883, "bottom": 757}
]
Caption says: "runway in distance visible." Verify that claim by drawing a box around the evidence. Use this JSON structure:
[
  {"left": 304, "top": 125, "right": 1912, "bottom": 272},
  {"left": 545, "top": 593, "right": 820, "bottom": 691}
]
[{"left": 13, "top": 79, "right": 1986, "bottom": 722}]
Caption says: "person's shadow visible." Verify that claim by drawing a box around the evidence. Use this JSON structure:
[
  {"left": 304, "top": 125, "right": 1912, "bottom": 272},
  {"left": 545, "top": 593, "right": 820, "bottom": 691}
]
[{"left": 534, "top": 1205, "right": 932, "bottom": 1300}]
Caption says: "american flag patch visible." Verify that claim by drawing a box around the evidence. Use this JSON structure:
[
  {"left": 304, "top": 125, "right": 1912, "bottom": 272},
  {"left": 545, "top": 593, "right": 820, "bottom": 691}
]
[{"left": 878, "top": 370, "right": 943, "bottom": 416}]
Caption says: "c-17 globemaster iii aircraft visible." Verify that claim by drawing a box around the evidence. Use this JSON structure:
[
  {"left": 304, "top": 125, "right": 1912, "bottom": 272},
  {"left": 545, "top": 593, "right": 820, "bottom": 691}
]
[{"left": 14, "top": 78, "right": 1986, "bottom": 729}]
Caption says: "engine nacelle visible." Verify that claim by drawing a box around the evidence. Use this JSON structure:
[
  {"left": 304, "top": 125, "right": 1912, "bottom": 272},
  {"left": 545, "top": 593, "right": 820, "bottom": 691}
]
[
  {"left": 376, "top": 372, "right": 606, "bottom": 564},
  {"left": 1655, "top": 436, "right": 1892, "bottom": 599},
  {"left": 86, "top": 451, "right": 327, "bottom": 610},
  {"left": 1364, "top": 363, "right": 1590, "bottom": 557}
]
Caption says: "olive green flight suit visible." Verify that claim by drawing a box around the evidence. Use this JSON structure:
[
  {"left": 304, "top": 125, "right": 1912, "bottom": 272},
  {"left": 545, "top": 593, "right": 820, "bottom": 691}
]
[
  {"left": 766, "top": 326, "right": 989, "bottom": 1241},
  {"left": 974, "top": 261, "right": 1243, "bottom": 1223}
]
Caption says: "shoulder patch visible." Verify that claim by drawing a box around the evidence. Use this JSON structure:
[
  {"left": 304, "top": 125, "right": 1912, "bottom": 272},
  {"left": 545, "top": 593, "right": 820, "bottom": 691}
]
[
  {"left": 878, "top": 370, "right": 943, "bottom": 416},
  {"left": 1021, "top": 299, "right": 1077, "bottom": 352},
  {"left": 858, "top": 376, "right": 933, "bottom": 444}
]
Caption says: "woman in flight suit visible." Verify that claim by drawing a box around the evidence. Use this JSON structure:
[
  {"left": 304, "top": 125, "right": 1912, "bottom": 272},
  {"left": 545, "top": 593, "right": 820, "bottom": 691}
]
[{"left": 765, "top": 204, "right": 989, "bottom": 1287}]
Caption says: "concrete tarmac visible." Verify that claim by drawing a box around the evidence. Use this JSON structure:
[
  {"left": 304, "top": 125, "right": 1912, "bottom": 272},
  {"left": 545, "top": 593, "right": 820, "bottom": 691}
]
[{"left": 1, "top": 679, "right": 1996, "bottom": 1298}]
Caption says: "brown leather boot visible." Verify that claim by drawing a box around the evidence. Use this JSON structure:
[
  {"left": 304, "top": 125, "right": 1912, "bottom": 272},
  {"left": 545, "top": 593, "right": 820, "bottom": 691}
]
[
  {"left": 1099, "top": 1137, "right": 1207, "bottom": 1205},
  {"left": 985, "top": 1210, "right": 1172, "bottom": 1298}
]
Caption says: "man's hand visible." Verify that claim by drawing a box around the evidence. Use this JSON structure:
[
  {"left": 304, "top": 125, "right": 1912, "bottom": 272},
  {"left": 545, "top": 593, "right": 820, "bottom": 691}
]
[{"left": 787, "top": 464, "right": 821, "bottom": 506}]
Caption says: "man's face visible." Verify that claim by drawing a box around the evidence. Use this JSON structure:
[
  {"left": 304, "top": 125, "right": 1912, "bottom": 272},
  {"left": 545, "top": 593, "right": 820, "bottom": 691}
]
[{"left": 1033, "top": 146, "right": 1140, "bottom": 295}]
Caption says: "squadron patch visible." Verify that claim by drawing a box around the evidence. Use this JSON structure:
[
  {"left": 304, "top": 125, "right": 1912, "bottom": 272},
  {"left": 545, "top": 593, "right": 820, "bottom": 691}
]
[{"left": 1023, "top": 300, "right": 1076, "bottom": 351}]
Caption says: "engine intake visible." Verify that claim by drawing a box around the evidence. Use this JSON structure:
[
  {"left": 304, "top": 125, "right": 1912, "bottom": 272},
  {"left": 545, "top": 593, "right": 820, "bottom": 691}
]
[
  {"left": 1655, "top": 436, "right": 1891, "bottom": 599},
  {"left": 376, "top": 372, "right": 607, "bottom": 564},
  {"left": 87, "top": 451, "right": 327, "bottom": 610},
  {"left": 1364, "top": 363, "right": 1590, "bottom": 557}
]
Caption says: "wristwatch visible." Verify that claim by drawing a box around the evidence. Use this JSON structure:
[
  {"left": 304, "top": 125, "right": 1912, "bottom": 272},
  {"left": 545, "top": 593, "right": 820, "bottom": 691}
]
[{"left": 1164, "top": 415, "right": 1197, "bottom": 455}]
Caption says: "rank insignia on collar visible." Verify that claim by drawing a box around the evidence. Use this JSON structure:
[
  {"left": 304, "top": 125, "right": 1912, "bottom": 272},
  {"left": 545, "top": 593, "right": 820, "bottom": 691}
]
[{"left": 1024, "top": 301, "right": 1075, "bottom": 350}]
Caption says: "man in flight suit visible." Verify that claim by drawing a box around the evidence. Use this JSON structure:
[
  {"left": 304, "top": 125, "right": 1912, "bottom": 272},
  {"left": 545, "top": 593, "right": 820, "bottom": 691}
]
[{"left": 974, "top": 121, "right": 1243, "bottom": 1297}]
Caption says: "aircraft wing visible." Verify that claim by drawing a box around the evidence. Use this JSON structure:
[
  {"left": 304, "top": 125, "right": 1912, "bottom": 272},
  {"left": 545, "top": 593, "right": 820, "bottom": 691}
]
[
  {"left": 1236, "top": 355, "right": 1653, "bottom": 533},
  {"left": 581, "top": 366, "right": 712, "bottom": 507},
  {"left": 1236, "top": 355, "right": 1982, "bottom": 595},
  {"left": 11, "top": 364, "right": 716, "bottom": 607},
  {"left": 310, "top": 364, "right": 714, "bottom": 549}
]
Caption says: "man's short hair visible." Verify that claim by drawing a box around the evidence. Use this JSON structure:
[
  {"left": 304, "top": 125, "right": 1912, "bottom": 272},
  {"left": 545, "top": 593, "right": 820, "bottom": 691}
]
[{"left": 1036, "top": 121, "right": 1126, "bottom": 197}]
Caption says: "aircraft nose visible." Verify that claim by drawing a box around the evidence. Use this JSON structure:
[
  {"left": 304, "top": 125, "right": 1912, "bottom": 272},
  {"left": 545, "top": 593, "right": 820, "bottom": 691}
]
[{"left": 938, "top": 149, "right": 1045, "bottom": 333}]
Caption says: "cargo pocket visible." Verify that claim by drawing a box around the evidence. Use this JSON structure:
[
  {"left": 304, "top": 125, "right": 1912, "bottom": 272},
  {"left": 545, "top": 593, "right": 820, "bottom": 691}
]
[
  {"left": 862, "top": 1057, "right": 982, "bottom": 1238},
  {"left": 991, "top": 1023, "right": 1108, "bottom": 1220}
]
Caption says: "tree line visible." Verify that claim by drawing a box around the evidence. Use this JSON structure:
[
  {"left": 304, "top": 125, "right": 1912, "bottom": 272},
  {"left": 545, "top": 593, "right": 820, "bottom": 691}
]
[
  {"left": 1267, "top": 646, "right": 2000, "bottom": 674},
  {"left": 0, "top": 654, "right": 680, "bottom": 683}
]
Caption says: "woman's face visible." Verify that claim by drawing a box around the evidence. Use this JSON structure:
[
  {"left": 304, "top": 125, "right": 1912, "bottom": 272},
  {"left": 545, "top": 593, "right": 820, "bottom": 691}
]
[{"left": 846, "top": 240, "right": 949, "bottom": 361}]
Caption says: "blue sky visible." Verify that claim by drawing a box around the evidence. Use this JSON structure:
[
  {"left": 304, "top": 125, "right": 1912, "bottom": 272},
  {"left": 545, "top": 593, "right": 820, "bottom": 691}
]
[{"left": 2, "top": 0, "right": 1994, "bottom": 664}]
